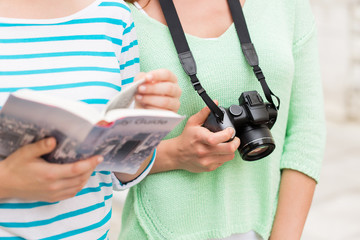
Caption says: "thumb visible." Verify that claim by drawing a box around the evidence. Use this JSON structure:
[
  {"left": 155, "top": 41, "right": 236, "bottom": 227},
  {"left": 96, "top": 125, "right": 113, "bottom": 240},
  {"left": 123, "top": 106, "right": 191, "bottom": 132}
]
[
  {"left": 16, "top": 137, "right": 57, "bottom": 159},
  {"left": 188, "top": 100, "right": 219, "bottom": 126},
  {"left": 134, "top": 72, "right": 146, "bottom": 82},
  {"left": 188, "top": 106, "right": 212, "bottom": 126}
]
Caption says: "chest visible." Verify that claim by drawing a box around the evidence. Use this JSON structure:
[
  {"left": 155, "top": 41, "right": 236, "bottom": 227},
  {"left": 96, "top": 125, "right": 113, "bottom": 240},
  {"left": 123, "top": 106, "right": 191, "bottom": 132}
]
[
  {"left": 133, "top": 4, "right": 294, "bottom": 118},
  {"left": 137, "top": 0, "right": 246, "bottom": 38},
  {"left": 0, "top": 23, "right": 123, "bottom": 110}
]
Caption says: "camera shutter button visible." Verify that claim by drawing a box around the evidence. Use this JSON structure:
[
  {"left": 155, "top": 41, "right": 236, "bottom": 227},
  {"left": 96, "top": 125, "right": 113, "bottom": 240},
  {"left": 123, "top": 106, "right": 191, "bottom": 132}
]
[{"left": 229, "top": 105, "right": 243, "bottom": 116}]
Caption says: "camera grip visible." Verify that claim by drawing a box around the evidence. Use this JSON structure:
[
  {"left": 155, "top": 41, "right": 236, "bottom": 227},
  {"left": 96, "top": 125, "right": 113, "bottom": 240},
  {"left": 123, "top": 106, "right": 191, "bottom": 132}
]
[{"left": 202, "top": 107, "right": 236, "bottom": 141}]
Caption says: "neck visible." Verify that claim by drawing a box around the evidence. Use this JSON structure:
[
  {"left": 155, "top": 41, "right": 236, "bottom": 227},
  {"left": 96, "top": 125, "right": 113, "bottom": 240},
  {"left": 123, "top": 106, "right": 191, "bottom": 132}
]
[{"left": 0, "top": 0, "right": 96, "bottom": 19}]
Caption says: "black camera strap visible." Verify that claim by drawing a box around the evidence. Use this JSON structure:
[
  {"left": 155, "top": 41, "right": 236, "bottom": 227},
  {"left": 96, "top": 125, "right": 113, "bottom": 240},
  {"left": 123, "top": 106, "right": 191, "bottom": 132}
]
[
  {"left": 159, "top": 0, "right": 224, "bottom": 122},
  {"left": 159, "top": 0, "right": 280, "bottom": 123},
  {"left": 227, "top": 0, "right": 280, "bottom": 110}
]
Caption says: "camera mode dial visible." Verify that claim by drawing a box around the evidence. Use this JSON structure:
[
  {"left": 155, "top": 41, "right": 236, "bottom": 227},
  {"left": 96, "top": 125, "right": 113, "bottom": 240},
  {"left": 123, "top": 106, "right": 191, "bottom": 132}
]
[{"left": 229, "top": 105, "right": 243, "bottom": 116}]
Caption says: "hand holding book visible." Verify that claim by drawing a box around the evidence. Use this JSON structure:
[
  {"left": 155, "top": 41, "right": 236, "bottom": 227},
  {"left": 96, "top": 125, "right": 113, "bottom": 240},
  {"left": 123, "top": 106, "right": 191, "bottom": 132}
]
[
  {"left": 0, "top": 70, "right": 183, "bottom": 175},
  {"left": 134, "top": 69, "right": 182, "bottom": 111},
  {"left": 0, "top": 69, "right": 183, "bottom": 201},
  {"left": 0, "top": 137, "right": 102, "bottom": 202}
]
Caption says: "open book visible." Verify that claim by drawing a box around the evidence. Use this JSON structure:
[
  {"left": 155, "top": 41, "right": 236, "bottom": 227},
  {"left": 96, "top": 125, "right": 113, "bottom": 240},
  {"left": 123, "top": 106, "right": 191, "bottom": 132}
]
[{"left": 0, "top": 80, "right": 183, "bottom": 174}]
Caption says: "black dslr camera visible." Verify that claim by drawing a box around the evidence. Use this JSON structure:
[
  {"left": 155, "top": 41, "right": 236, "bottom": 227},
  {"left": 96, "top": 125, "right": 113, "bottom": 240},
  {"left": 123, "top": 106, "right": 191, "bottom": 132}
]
[{"left": 203, "top": 91, "right": 278, "bottom": 161}]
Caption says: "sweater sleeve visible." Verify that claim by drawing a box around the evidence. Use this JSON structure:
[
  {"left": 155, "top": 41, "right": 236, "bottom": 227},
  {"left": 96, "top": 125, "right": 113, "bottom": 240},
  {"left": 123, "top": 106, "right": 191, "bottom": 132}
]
[{"left": 280, "top": 1, "right": 326, "bottom": 182}]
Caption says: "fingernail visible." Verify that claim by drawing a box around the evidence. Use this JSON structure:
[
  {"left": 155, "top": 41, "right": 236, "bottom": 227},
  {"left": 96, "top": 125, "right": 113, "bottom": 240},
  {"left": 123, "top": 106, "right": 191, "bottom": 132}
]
[
  {"left": 45, "top": 138, "right": 53, "bottom": 147},
  {"left": 97, "top": 156, "right": 104, "bottom": 163},
  {"left": 138, "top": 85, "right": 146, "bottom": 92},
  {"left": 228, "top": 128, "right": 235, "bottom": 138},
  {"left": 135, "top": 95, "right": 143, "bottom": 100},
  {"left": 146, "top": 73, "right": 154, "bottom": 81}
]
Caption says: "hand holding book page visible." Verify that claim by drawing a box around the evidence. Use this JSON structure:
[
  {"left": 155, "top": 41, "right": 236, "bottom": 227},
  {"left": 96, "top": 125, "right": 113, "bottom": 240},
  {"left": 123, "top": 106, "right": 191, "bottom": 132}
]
[{"left": 0, "top": 82, "right": 184, "bottom": 174}]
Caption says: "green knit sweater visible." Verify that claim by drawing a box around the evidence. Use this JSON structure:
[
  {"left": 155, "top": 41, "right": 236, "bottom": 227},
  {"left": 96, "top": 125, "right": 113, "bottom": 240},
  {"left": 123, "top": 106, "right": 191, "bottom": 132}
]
[{"left": 120, "top": 0, "right": 326, "bottom": 239}]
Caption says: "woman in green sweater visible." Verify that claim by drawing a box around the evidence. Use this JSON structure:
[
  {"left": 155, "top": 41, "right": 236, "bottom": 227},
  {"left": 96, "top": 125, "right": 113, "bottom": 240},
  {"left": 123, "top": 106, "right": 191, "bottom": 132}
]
[{"left": 120, "top": 0, "right": 326, "bottom": 239}]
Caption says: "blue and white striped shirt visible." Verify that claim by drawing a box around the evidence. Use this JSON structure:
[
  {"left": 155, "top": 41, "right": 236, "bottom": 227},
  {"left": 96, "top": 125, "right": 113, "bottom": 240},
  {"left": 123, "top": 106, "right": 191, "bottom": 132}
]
[{"left": 0, "top": 0, "right": 148, "bottom": 239}]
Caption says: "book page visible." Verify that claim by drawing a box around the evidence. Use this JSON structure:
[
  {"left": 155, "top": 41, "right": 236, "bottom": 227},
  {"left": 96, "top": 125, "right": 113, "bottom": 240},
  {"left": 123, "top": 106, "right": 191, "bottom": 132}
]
[
  {"left": 103, "top": 108, "right": 183, "bottom": 122},
  {"left": 104, "top": 78, "right": 145, "bottom": 114},
  {"left": 82, "top": 111, "right": 184, "bottom": 174},
  {"left": 0, "top": 92, "right": 95, "bottom": 161},
  {"left": 11, "top": 89, "right": 101, "bottom": 124}
]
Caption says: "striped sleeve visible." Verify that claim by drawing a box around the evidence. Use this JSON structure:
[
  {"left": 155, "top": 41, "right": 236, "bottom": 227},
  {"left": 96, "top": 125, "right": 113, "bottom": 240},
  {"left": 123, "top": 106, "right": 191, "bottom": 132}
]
[
  {"left": 119, "top": 8, "right": 139, "bottom": 86},
  {"left": 112, "top": 149, "right": 156, "bottom": 190}
]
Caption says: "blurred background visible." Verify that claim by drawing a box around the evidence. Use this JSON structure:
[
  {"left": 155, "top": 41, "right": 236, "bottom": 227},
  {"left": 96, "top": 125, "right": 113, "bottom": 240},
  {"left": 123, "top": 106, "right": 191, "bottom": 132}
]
[
  {"left": 302, "top": 0, "right": 360, "bottom": 239},
  {"left": 110, "top": 0, "right": 360, "bottom": 239}
]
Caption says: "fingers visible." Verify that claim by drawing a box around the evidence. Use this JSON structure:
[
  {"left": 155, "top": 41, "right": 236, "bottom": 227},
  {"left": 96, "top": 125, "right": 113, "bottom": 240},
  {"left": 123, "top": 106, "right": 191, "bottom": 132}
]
[
  {"left": 136, "top": 95, "right": 180, "bottom": 111},
  {"left": 215, "top": 137, "right": 241, "bottom": 155},
  {"left": 15, "top": 137, "right": 56, "bottom": 159},
  {"left": 40, "top": 174, "right": 90, "bottom": 202},
  {"left": 15, "top": 138, "right": 102, "bottom": 179},
  {"left": 137, "top": 81, "right": 181, "bottom": 98},
  {"left": 4, "top": 138, "right": 103, "bottom": 201},
  {"left": 133, "top": 72, "right": 146, "bottom": 83},
  {"left": 187, "top": 100, "right": 219, "bottom": 126},
  {"left": 37, "top": 156, "right": 101, "bottom": 201},
  {"left": 202, "top": 127, "right": 236, "bottom": 146},
  {"left": 134, "top": 69, "right": 177, "bottom": 85},
  {"left": 190, "top": 152, "right": 237, "bottom": 173},
  {"left": 195, "top": 136, "right": 240, "bottom": 157},
  {"left": 135, "top": 69, "right": 181, "bottom": 112},
  {"left": 192, "top": 138, "right": 240, "bottom": 172},
  {"left": 187, "top": 106, "right": 212, "bottom": 126},
  {"left": 49, "top": 155, "right": 103, "bottom": 179},
  {"left": 43, "top": 185, "right": 85, "bottom": 203},
  {"left": 143, "top": 69, "right": 178, "bottom": 83}
]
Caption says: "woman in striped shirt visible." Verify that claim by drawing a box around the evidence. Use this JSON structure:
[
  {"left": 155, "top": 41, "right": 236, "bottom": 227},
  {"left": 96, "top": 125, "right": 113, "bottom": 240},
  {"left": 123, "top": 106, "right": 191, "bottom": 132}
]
[{"left": 0, "top": 0, "right": 181, "bottom": 239}]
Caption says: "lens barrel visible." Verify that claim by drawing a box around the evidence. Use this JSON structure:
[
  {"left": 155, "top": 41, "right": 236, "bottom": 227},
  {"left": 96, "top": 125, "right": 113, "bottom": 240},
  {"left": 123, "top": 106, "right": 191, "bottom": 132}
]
[{"left": 238, "top": 124, "right": 275, "bottom": 161}]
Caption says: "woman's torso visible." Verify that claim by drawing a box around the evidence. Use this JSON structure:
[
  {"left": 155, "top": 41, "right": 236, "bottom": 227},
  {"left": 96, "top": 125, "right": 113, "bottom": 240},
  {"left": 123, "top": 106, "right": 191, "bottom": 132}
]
[
  {"left": 0, "top": 0, "right": 138, "bottom": 238},
  {"left": 121, "top": 0, "right": 298, "bottom": 239}
]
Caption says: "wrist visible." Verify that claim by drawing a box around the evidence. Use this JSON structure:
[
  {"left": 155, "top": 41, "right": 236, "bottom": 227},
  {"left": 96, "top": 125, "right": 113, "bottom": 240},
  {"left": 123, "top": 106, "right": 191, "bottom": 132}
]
[
  {"left": 0, "top": 160, "right": 12, "bottom": 199},
  {"left": 150, "top": 138, "right": 179, "bottom": 174},
  {"left": 114, "top": 149, "right": 156, "bottom": 184},
  {"left": 113, "top": 149, "right": 156, "bottom": 189}
]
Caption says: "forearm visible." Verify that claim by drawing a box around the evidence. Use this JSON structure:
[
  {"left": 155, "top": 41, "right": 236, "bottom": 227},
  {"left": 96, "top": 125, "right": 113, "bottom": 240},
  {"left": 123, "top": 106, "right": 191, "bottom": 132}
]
[{"left": 270, "top": 169, "right": 316, "bottom": 240}]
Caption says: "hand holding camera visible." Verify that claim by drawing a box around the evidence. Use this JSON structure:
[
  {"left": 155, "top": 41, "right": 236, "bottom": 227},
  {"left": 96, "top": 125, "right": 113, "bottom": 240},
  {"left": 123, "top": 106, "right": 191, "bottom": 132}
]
[
  {"left": 203, "top": 91, "right": 278, "bottom": 161},
  {"left": 160, "top": 105, "right": 240, "bottom": 173}
]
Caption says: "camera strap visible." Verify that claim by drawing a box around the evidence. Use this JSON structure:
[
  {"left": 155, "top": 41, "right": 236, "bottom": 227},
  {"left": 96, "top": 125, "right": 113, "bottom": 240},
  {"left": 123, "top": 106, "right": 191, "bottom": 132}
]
[
  {"left": 227, "top": 0, "right": 280, "bottom": 110},
  {"left": 159, "top": 0, "right": 224, "bottom": 122},
  {"left": 159, "top": 0, "right": 280, "bottom": 122}
]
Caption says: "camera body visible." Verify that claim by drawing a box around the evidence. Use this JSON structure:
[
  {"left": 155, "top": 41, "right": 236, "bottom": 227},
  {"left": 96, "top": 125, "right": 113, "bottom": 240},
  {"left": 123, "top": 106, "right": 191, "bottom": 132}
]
[{"left": 203, "top": 91, "right": 278, "bottom": 161}]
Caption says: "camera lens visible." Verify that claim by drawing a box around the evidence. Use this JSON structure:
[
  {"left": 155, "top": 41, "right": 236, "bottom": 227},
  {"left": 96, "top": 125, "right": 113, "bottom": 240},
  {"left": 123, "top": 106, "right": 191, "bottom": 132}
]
[
  {"left": 247, "top": 145, "right": 269, "bottom": 157},
  {"left": 238, "top": 124, "right": 275, "bottom": 161}
]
